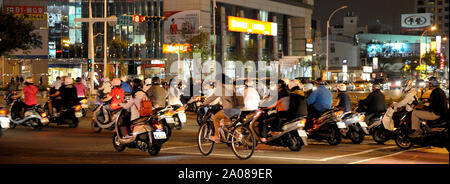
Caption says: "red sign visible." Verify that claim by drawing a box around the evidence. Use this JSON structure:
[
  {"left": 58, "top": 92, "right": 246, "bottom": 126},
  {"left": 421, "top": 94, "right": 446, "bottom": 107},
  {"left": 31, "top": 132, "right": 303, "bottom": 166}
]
[
  {"left": 3, "top": 5, "right": 45, "bottom": 14},
  {"left": 440, "top": 61, "right": 445, "bottom": 70},
  {"left": 143, "top": 64, "right": 165, "bottom": 68}
]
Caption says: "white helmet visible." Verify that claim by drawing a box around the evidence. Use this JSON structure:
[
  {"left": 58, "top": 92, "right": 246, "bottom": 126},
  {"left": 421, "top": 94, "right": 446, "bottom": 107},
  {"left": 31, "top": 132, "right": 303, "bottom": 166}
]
[
  {"left": 104, "top": 77, "right": 110, "bottom": 82},
  {"left": 337, "top": 83, "right": 347, "bottom": 92},
  {"left": 64, "top": 77, "right": 73, "bottom": 85},
  {"left": 112, "top": 78, "right": 121, "bottom": 86},
  {"left": 402, "top": 80, "right": 413, "bottom": 93},
  {"left": 121, "top": 76, "right": 127, "bottom": 82},
  {"left": 304, "top": 83, "right": 314, "bottom": 91}
]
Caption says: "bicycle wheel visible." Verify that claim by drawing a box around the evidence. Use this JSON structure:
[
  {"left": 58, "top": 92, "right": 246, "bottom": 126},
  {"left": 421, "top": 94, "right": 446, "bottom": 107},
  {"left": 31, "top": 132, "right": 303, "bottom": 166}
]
[
  {"left": 197, "top": 123, "right": 215, "bottom": 156},
  {"left": 231, "top": 125, "right": 256, "bottom": 160}
]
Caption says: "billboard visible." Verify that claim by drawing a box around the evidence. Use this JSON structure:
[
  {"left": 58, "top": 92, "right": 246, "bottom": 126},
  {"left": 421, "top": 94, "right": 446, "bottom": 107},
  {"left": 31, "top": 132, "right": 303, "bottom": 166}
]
[
  {"left": 228, "top": 16, "right": 277, "bottom": 36},
  {"left": 367, "top": 43, "right": 420, "bottom": 57},
  {"left": 162, "top": 44, "right": 191, "bottom": 54},
  {"left": 3, "top": 5, "right": 46, "bottom": 20},
  {"left": 401, "top": 13, "right": 432, "bottom": 32},
  {"left": 164, "top": 10, "right": 200, "bottom": 44}
]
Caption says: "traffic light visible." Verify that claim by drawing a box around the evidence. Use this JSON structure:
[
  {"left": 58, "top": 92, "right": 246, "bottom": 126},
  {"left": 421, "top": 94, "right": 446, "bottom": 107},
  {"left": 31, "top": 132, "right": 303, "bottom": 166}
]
[{"left": 88, "top": 59, "right": 92, "bottom": 72}]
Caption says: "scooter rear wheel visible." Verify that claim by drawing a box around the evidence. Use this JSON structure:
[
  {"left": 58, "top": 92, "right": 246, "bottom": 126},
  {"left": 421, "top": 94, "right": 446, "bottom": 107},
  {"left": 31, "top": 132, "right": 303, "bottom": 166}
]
[
  {"left": 91, "top": 120, "right": 102, "bottom": 133},
  {"left": 372, "top": 126, "right": 389, "bottom": 144},
  {"left": 288, "top": 132, "right": 304, "bottom": 151},
  {"left": 327, "top": 127, "right": 342, "bottom": 145}
]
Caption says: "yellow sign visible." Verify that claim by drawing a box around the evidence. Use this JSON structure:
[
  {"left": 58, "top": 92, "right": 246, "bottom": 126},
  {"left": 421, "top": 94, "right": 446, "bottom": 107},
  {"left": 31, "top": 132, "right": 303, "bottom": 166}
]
[
  {"left": 14, "top": 14, "right": 45, "bottom": 20},
  {"left": 228, "top": 16, "right": 277, "bottom": 36},
  {"left": 163, "top": 44, "right": 191, "bottom": 54}
]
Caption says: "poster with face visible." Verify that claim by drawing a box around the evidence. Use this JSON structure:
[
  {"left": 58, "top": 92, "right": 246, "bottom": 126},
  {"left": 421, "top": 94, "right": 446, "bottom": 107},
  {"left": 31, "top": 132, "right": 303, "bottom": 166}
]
[{"left": 164, "top": 10, "right": 200, "bottom": 44}]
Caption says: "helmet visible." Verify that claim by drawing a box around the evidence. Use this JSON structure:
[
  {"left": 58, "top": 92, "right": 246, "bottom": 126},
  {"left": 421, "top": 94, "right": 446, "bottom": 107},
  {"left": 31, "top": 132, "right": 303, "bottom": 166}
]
[
  {"left": 76, "top": 77, "right": 82, "bottom": 83},
  {"left": 152, "top": 76, "right": 160, "bottom": 85},
  {"left": 288, "top": 80, "right": 299, "bottom": 90},
  {"left": 428, "top": 77, "right": 440, "bottom": 87},
  {"left": 25, "top": 77, "right": 34, "bottom": 84},
  {"left": 337, "top": 83, "right": 347, "bottom": 92},
  {"left": 64, "top": 77, "right": 73, "bottom": 85},
  {"left": 304, "top": 83, "right": 314, "bottom": 91},
  {"left": 112, "top": 78, "right": 121, "bottom": 86},
  {"left": 144, "top": 78, "right": 152, "bottom": 85},
  {"left": 121, "top": 76, "right": 127, "bottom": 82},
  {"left": 104, "top": 78, "right": 110, "bottom": 82},
  {"left": 402, "top": 80, "right": 413, "bottom": 93}
]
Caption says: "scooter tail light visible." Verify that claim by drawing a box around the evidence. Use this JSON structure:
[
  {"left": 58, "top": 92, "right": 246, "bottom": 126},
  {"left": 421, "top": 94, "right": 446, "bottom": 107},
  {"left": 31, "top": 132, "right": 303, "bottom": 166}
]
[
  {"left": 164, "top": 110, "right": 174, "bottom": 117},
  {"left": 360, "top": 115, "right": 365, "bottom": 122},
  {"left": 154, "top": 123, "right": 163, "bottom": 130},
  {"left": 195, "top": 96, "right": 201, "bottom": 102},
  {"left": 74, "top": 105, "right": 82, "bottom": 112},
  {"left": 80, "top": 99, "right": 87, "bottom": 104},
  {"left": 297, "top": 119, "right": 306, "bottom": 127},
  {"left": 176, "top": 107, "right": 185, "bottom": 112},
  {"left": 0, "top": 109, "right": 8, "bottom": 115},
  {"left": 41, "top": 112, "right": 47, "bottom": 118},
  {"left": 335, "top": 111, "right": 343, "bottom": 117}
]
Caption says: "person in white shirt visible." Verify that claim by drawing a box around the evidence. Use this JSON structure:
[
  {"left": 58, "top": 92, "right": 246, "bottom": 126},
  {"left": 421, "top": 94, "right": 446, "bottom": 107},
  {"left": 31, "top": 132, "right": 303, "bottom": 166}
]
[
  {"left": 168, "top": 78, "right": 183, "bottom": 106},
  {"left": 243, "top": 79, "right": 260, "bottom": 111}
]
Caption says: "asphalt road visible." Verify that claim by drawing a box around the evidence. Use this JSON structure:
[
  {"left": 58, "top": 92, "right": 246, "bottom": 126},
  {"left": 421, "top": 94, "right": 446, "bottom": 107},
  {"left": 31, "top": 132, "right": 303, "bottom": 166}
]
[{"left": 0, "top": 110, "right": 448, "bottom": 164}]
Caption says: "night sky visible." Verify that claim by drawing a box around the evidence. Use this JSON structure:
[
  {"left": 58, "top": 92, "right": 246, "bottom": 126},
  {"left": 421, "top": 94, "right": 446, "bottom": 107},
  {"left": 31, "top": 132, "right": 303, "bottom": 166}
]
[{"left": 313, "top": 0, "right": 416, "bottom": 36}]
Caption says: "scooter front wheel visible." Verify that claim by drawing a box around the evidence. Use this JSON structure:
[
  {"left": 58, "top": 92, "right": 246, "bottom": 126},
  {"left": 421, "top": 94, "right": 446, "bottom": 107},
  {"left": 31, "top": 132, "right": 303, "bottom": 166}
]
[
  {"left": 112, "top": 133, "right": 126, "bottom": 152},
  {"left": 327, "top": 127, "right": 342, "bottom": 145},
  {"left": 394, "top": 131, "right": 413, "bottom": 150},
  {"left": 91, "top": 120, "right": 102, "bottom": 133},
  {"left": 372, "top": 126, "right": 389, "bottom": 144}
]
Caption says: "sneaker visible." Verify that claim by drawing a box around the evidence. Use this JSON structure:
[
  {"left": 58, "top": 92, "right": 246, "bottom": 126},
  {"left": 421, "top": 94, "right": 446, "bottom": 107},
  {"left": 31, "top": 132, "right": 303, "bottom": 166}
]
[
  {"left": 208, "top": 136, "right": 220, "bottom": 143},
  {"left": 260, "top": 138, "right": 268, "bottom": 143},
  {"left": 409, "top": 130, "right": 423, "bottom": 138}
]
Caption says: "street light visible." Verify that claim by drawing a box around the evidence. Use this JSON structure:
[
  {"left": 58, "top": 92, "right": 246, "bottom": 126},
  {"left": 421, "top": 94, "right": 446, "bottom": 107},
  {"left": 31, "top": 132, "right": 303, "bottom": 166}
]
[
  {"left": 326, "top": 5, "right": 347, "bottom": 80},
  {"left": 418, "top": 25, "right": 437, "bottom": 79}
]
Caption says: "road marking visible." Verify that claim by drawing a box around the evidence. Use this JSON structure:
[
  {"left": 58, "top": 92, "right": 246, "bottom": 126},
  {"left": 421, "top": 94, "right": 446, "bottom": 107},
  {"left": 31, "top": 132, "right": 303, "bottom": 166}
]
[
  {"left": 348, "top": 147, "right": 422, "bottom": 164},
  {"left": 161, "top": 145, "right": 198, "bottom": 151},
  {"left": 165, "top": 151, "right": 322, "bottom": 161},
  {"left": 319, "top": 146, "right": 398, "bottom": 161}
]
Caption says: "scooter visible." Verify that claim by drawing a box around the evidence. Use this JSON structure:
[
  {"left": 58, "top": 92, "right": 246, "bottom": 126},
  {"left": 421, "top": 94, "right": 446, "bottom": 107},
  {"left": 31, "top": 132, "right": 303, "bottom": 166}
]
[
  {"left": 112, "top": 108, "right": 171, "bottom": 156},
  {"left": 305, "top": 108, "right": 342, "bottom": 145},
  {"left": 8, "top": 98, "right": 49, "bottom": 131},
  {"left": 91, "top": 102, "right": 120, "bottom": 133},
  {"left": 249, "top": 108, "right": 308, "bottom": 151},
  {"left": 337, "top": 111, "right": 368, "bottom": 144},
  {"left": 394, "top": 112, "right": 449, "bottom": 152},
  {"left": 44, "top": 100, "right": 82, "bottom": 128},
  {"left": 79, "top": 97, "right": 89, "bottom": 117},
  {"left": 185, "top": 96, "right": 203, "bottom": 112},
  {"left": 0, "top": 107, "right": 10, "bottom": 136},
  {"left": 197, "top": 104, "right": 222, "bottom": 126},
  {"left": 170, "top": 105, "right": 186, "bottom": 130}
]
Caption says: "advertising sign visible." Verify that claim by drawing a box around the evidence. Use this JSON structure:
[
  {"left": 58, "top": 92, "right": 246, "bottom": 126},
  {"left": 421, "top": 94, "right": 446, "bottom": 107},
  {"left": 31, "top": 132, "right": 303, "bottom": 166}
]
[
  {"left": 401, "top": 13, "right": 432, "bottom": 32},
  {"left": 164, "top": 10, "right": 200, "bottom": 43},
  {"left": 162, "top": 44, "right": 191, "bottom": 54},
  {"left": 367, "top": 43, "right": 420, "bottom": 57},
  {"left": 228, "top": 16, "right": 277, "bottom": 36},
  {"left": 3, "top": 5, "right": 45, "bottom": 20}
]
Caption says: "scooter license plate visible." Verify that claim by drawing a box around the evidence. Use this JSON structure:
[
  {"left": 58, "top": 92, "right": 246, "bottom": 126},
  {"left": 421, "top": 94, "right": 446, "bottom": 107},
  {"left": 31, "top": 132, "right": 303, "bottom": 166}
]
[
  {"left": 359, "top": 121, "right": 368, "bottom": 128},
  {"left": 75, "top": 112, "right": 83, "bottom": 118},
  {"left": 153, "top": 131, "right": 167, "bottom": 139},
  {"left": 337, "top": 122, "right": 346, "bottom": 129},
  {"left": 297, "top": 129, "right": 307, "bottom": 138},
  {"left": 178, "top": 113, "right": 186, "bottom": 123},
  {"left": 81, "top": 104, "right": 89, "bottom": 108},
  {"left": 165, "top": 117, "right": 175, "bottom": 124},
  {"left": 0, "top": 117, "right": 10, "bottom": 128},
  {"left": 40, "top": 118, "right": 49, "bottom": 124}
]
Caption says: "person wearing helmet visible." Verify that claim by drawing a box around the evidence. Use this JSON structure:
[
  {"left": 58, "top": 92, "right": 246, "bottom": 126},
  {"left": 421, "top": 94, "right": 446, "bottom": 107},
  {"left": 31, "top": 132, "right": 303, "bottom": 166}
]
[
  {"left": 304, "top": 83, "right": 314, "bottom": 98},
  {"left": 59, "top": 77, "right": 80, "bottom": 111},
  {"left": 409, "top": 77, "right": 448, "bottom": 138},
  {"left": 333, "top": 83, "right": 351, "bottom": 113},
  {"left": 74, "top": 77, "right": 87, "bottom": 98},
  {"left": 146, "top": 76, "right": 167, "bottom": 109},
  {"left": 143, "top": 78, "right": 152, "bottom": 92},
  {"left": 101, "top": 78, "right": 125, "bottom": 122},
  {"left": 12, "top": 77, "right": 39, "bottom": 119},
  {"left": 382, "top": 80, "right": 418, "bottom": 129},
  {"left": 358, "top": 83, "right": 386, "bottom": 123},
  {"left": 307, "top": 78, "right": 333, "bottom": 119}
]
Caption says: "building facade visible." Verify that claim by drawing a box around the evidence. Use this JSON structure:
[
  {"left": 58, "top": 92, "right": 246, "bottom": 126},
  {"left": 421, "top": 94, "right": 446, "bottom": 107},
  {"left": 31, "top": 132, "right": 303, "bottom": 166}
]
[{"left": 415, "top": 0, "right": 449, "bottom": 34}]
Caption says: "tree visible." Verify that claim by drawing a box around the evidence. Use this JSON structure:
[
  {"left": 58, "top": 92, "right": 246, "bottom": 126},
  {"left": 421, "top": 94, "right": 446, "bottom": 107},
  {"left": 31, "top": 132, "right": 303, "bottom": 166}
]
[
  {"left": 421, "top": 50, "right": 442, "bottom": 76},
  {"left": 110, "top": 38, "right": 129, "bottom": 78},
  {"left": 0, "top": 12, "right": 42, "bottom": 57}
]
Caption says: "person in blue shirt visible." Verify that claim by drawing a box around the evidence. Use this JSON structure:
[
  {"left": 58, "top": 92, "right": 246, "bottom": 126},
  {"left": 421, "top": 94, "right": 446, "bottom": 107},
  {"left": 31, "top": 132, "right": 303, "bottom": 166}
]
[
  {"left": 121, "top": 76, "right": 133, "bottom": 94},
  {"left": 307, "top": 78, "right": 332, "bottom": 119}
]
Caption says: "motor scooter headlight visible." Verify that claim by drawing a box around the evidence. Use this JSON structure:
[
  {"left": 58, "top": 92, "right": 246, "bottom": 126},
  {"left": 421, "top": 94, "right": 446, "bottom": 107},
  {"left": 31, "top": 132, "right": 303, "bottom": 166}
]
[{"left": 0, "top": 109, "right": 7, "bottom": 115}]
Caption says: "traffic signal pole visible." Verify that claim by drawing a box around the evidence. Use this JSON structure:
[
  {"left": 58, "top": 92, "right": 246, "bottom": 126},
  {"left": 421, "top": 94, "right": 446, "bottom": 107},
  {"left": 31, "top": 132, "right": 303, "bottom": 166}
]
[{"left": 88, "top": 0, "right": 95, "bottom": 96}]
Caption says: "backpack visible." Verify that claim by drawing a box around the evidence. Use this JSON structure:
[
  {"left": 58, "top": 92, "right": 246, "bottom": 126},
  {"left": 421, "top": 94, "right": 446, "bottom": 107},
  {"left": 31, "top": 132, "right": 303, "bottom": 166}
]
[{"left": 134, "top": 91, "right": 153, "bottom": 117}]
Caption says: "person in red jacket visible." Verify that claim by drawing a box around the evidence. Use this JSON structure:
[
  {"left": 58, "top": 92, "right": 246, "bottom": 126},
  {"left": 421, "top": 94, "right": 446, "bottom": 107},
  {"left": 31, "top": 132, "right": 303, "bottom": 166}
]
[{"left": 12, "top": 77, "right": 38, "bottom": 119}]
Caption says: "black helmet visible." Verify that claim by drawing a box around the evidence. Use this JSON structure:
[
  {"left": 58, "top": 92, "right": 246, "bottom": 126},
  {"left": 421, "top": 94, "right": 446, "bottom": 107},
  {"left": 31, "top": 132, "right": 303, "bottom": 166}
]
[
  {"left": 428, "top": 77, "right": 440, "bottom": 87},
  {"left": 76, "top": 77, "right": 82, "bottom": 83}
]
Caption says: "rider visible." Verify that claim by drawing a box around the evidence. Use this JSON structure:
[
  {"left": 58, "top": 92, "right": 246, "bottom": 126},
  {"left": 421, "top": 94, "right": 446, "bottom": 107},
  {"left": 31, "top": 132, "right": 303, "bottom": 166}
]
[
  {"left": 74, "top": 77, "right": 87, "bottom": 98},
  {"left": 146, "top": 76, "right": 167, "bottom": 109},
  {"left": 121, "top": 76, "right": 133, "bottom": 95},
  {"left": 12, "top": 77, "right": 38, "bottom": 119},
  {"left": 307, "top": 78, "right": 333, "bottom": 119},
  {"left": 409, "top": 77, "right": 448, "bottom": 138},
  {"left": 168, "top": 78, "right": 183, "bottom": 107},
  {"left": 59, "top": 77, "right": 80, "bottom": 110},
  {"left": 383, "top": 80, "right": 417, "bottom": 128},
  {"left": 358, "top": 83, "right": 386, "bottom": 123},
  {"left": 304, "top": 83, "right": 314, "bottom": 98},
  {"left": 119, "top": 78, "right": 149, "bottom": 138},
  {"left": 203, "top": 74, "right": 244, "bottom": 143},
  {"left": 333, "top": 83, "right": 351, "bottom": 113},
  {"left": 102, "top": 78, "right": 125, "bottom": 122}
]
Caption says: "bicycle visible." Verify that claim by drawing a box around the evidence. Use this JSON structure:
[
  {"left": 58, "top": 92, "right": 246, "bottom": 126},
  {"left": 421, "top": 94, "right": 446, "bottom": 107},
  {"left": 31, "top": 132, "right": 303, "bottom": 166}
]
[{"left": 197, "top": 112, "right": 256, "bottom": 160}]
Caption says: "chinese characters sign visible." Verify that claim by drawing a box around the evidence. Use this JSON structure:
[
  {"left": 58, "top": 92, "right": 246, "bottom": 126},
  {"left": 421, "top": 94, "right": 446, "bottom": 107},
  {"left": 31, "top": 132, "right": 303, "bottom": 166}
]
[
  {"left": 228, "top": 16, "right": 277, "bottom": 36},
  {"left": 163, "top": 44, "right": 191, "bottom": 54},
  {"left": 401, "top": 13, "right": 432, "bottom": 32},
  {"left": 3, "top": 5, "right": 46, "bottom": 20}
]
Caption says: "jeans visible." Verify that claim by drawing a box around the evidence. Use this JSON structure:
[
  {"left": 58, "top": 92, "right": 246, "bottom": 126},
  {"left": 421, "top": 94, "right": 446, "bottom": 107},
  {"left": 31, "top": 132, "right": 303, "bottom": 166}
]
[{"left": 411, "top": 110, "right": 440, "bottom": 131}]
